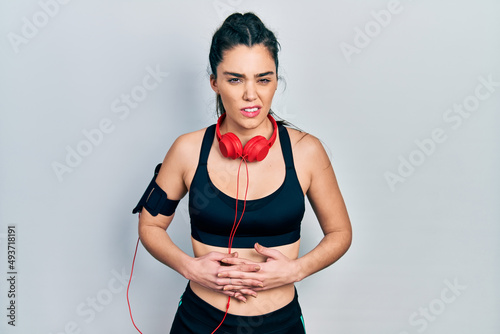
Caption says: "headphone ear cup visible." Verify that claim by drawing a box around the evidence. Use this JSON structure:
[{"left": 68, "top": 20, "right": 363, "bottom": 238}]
[
  {"left": 219, "top": 132, "right": 243, "bottom": 159},
  {"left": 243, "top": 136, "right": 269, "bottom": 162}
]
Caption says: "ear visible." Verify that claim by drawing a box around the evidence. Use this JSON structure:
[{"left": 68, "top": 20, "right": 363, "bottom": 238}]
[{"left": 210, "top": 74, "right": 219, "bottom": 94}]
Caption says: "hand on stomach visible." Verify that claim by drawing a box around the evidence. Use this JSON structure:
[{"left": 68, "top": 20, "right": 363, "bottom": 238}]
[{"left": 189, "top": 237, "right": 300, "bottom": 316}]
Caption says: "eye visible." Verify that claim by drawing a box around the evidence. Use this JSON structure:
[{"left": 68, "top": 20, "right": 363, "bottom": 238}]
[
  {"left": 228, "top": 78, "right": 241, "bottom": 84},
  {"left": 259, "top": 78, "right": 271, "bottom": 84}
]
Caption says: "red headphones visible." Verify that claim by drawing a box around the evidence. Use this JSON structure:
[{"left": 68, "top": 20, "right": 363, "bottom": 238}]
[{"left": 216, "top": 113, "right": 278, "bottom": 162}]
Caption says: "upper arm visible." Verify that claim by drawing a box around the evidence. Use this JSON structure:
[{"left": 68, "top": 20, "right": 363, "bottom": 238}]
[
  {"left": 138, "top": 132, "right": 199, "bottom": 231},
  {"left": 295, "top": 133, "right": 351, "bottom": 236}
]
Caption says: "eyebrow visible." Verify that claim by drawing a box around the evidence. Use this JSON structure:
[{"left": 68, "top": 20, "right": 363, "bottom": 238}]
[{"left": 223, "top": 71, "right": 275, "bottom": 78}]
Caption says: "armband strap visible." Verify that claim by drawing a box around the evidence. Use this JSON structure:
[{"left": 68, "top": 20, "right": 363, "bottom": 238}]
[{"left": 132, "top": 163, "right": 180, "bottom": 217}]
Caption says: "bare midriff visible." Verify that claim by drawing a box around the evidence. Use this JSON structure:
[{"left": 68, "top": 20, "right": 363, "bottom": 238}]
[{"left": 190, "top": 237, "right": 301, "bottom": 316}]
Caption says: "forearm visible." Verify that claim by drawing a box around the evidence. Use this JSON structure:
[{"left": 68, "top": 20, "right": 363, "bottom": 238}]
[
  {"left": 138, "top": 224, "right": 194, "bottom": 279},
  {"left": 295, "top": 230, "right": 352, "bottom": 281}
]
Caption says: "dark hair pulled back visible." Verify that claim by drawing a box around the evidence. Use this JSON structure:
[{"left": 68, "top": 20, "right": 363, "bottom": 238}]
[{"left": 209, "top": 12, "right": 280, "bottom": 117}]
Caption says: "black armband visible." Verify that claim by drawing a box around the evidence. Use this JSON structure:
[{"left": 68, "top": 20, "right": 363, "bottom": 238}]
[{"left": 132, "top": 163, "right": 180, "bottom": 216}]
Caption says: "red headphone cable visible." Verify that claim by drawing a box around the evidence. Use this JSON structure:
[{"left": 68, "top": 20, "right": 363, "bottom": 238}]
[
  {"left": 211, "top": 157, "right": 249, "bottom": 334},
  {"left": 127, "top": 229, "right": 143, "bottom": 333},
  {"left": 228, "top": 158, "right": 249, "bottom": 252}
]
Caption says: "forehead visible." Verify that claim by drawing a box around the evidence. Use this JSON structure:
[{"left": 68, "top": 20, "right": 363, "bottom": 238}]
[{"left": 218, "top": 44, "right": 276, "bottom": 74}]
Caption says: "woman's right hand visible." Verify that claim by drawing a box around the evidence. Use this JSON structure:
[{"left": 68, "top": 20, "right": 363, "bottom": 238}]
[{"left": 185, "top": 251, "right": 263, "bottom": 302}]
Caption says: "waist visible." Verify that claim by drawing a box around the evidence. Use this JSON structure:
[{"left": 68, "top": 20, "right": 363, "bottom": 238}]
[
  {"left": 188, "top": 281, "right": 298, "bottom": 317},
  {"left": 190, "top": 237, "right": 300, "bottom": 315},
  {"left": 192, "top": 237, "right": 300, "bottom": 261}
]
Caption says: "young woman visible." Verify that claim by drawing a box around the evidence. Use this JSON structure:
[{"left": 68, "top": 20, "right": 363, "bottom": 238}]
[{"left": 135, "top": 12, "right": 352, "bottom": 333}]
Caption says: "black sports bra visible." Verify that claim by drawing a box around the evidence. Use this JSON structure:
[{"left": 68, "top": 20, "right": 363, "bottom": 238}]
[{"left": 188, "top": 123, "right": 305, "bottom": 248}]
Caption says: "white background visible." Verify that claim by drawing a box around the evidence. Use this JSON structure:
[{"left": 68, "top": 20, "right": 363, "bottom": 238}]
[{"left": 1, "top": 0, "right": 499, "bottom": 333}]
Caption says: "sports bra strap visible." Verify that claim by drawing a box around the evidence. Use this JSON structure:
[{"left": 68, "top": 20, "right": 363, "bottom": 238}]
[
  {"left": 277, "top": 123, "right": 294, "bottom": 170},
  {"left": 199, "top": 124, "right": 216, "bottom": 165}
]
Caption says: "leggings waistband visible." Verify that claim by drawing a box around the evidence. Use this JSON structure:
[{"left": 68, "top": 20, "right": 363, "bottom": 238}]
[{"left": 178, "top": 282, "right": 303, "bottom": 332}]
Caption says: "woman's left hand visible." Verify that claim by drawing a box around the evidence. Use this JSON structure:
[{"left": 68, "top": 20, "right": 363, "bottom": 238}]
[{"left": 217, "top": 243, "right": 302, "bottom": 292}]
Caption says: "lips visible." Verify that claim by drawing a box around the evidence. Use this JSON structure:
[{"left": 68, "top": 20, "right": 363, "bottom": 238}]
[{"left": 240, "top": 105, "right": 262, "bottom": 118}]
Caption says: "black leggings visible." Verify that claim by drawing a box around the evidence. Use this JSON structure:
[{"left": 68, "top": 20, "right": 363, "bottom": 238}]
[{"left": 170, "top": 283, "right": 306, "bottom": 334}]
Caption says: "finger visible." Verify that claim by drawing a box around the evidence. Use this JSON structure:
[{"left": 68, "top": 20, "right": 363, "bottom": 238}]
[
  {"left": 217, "top": 270, "right": 249, "bottom": 279},
  {"left": 222, "top": 284, "right": 247, "bottom": 291},
  {"left": 221, "top": 253, "right": 260, "bottom": 264},
  {"left": 254, "top": 243, "right": 283, "bottom": 260},
  {"left": 234, "top": 292, "right": 247, "bottom": 303},
  {"left": 221, "top": 290, "right": 247, "bottom": 302},
  {"left": 234, "top": 292, "right": 247, "bottom": 302},
  {"left": 218, "top": 263, "right": 261, "bottom": 273},
  {"left": 238, "top": 288, "right": 258, "bottom": 298},
  {"left": 220, "top": 257, "right": 251, "bottom": 265},
  {"left": 223, "top": 286, "right": 256, "bottom": 300},
  {"left": 223, "top": 282, "right": 260, "bottom": 292},
  {"left": 208, "top": 251, "right": 238, "bottom": 261},
  {"left": 206, "top": 252, "right": 231, "bottom": 261},
  {"left": 216, "top": 277, "right": 263, "bottom": 288}
]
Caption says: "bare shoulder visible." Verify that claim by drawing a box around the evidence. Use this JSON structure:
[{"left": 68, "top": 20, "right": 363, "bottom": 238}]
[
  {"left": 162, "top": 127, "right": 208, "bottom": 169},
  {"left": 154, "top": 127, "right": 209, "bottom": 196},
  {"left": 169, "top": 128, "right": 207, "bottom": 155},
  {"left": 285, "top": 127, "right": 330, "bottom": 168},
  {"left": 284, "top": 127, "right": 333, "bottom": 194}
]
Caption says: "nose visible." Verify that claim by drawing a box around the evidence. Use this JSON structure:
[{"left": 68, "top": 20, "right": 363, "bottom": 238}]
[{"left": 243, "top": 81, "right": 257, "bottom": 101}]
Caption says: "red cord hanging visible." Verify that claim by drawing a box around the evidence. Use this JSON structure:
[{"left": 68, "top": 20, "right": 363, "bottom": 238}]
[{"left": 212, "top": 157, "right": 249, "bottom": 333}]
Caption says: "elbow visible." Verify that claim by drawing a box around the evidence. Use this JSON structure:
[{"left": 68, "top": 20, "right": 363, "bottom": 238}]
[
  {"left": 343, "top": 221, "right": 353, "bottom": 253},
  {"left": 334, "top": 224, "right": 353, "bottom": 257},
  {"left": 344, "top": 229, "right": 353, "bottom": 254},
  {"left": 342, "top": 226, "right": 353, "bottom": 263}
]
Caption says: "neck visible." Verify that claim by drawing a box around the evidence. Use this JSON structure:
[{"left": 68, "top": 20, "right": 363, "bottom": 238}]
[{"left": 221, "top": 115, "right": 274, "bottom": 146}]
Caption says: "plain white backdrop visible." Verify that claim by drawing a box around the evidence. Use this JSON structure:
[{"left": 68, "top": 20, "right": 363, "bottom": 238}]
[{"left": 1, "top": 0, "right": 499, "bottom": 333}]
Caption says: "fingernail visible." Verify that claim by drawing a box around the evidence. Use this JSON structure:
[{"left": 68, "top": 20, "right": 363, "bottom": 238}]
[
  {"left": 221, "top": 259, "right": 227, "bottom": 263},
  {"left": 254, "top": 266, "right": 260, "bottom": 271},
  {"left": 252, "top": 293, "right": 257, "bottom": 298},
  {"left": 259, "top": 283, "right": 264, "bottom": 287},
  {"left": 217, "top": 273, "right": 222, "bottom": 277}
]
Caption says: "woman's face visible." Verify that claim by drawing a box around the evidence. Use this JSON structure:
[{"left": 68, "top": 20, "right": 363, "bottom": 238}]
[{"left": 210, "top": 44, "right": 278, "bottom": 131}]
